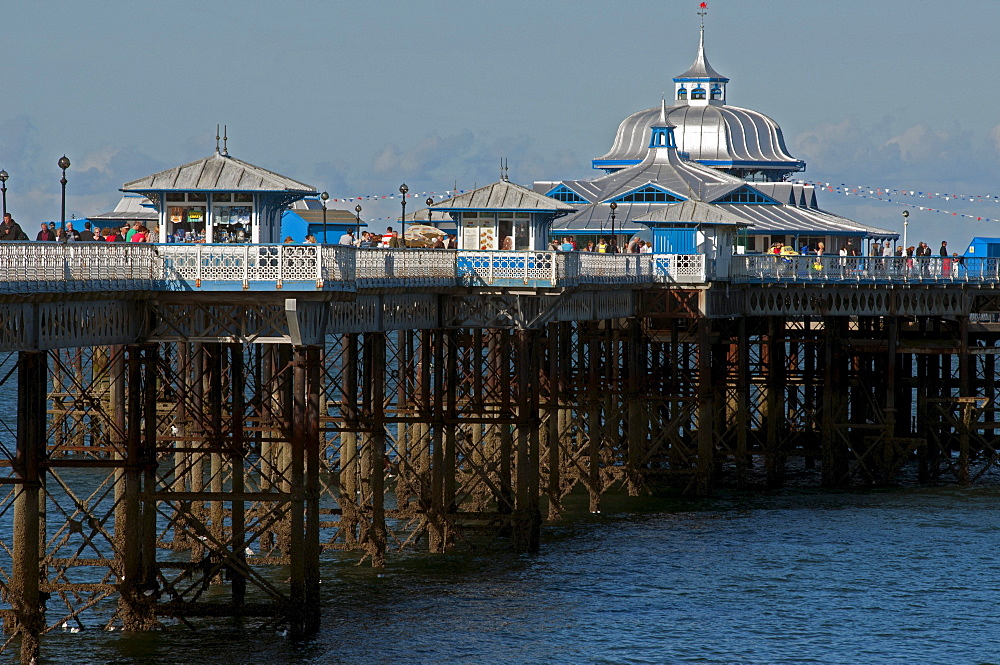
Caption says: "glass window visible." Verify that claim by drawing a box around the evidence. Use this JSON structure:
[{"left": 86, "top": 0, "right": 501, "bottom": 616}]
[
  {"left": 677, "top": 88, "right": 687, "bottom": 100},
  {"left": 213, "top": 193, "right": 232, "bottom": 202},
  {"left": 692, "top": 88, "right": 706, "bottom": 100},
  {"left": 514, "top": 216, "right": 529, "bottom": 250},
  {"left": 234, "top": 193, "right": 253, "bottom": 203},
  {"left": 188, "top": 192, "right": 207, "bottom": 202},
  {"left": 498, "top": 214, "right": 513, "bottom": 250},
  {"left": 166, "top": 192, "right": 185, "bottom": 202}
]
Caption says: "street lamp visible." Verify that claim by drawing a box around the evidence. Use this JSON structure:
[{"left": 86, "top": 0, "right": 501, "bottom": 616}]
[
  {"left": 0, "top": 170, "right": 8, "bottom": 218},
  {"left": 609, "top": 201, "right": 618, "bottom": 253},
  {"left": 399, "top": 183, "right": 409, "bottom": 248},
  {"left": 355, "top": 204, "right": 362, "bottom": 238},
  {"left": 58, "top": 155, "right": 70, "bottom": 233},
  {"left": 320, "top": 191, "right": 329, "bottom": 244},
  {"left": 902, "top": 209, "right": 909, "bottom": 252}
]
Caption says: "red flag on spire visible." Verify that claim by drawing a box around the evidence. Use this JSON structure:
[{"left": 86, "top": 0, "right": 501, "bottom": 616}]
[{"left": 700, "top": 2, "right": 707, "bottom": 7}]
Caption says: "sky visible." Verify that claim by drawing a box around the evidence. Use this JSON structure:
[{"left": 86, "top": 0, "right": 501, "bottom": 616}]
[{"left": 1, "top": 0, "right": 998, "bottom": 248}]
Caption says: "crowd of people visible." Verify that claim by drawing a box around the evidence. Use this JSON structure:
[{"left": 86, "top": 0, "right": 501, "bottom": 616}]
[
  {"left": 769, "top": 238, "right": 967, "bottom": 276},
  {"left": 549, "top": 236, "right": 652, "bottom": 253},
  {"left": 0, "top": 214, "right": 154, "bottom": 243}
]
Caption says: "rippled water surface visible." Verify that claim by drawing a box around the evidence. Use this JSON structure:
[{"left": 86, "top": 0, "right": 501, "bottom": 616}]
[{"left": 35, "top": 486, "right": 1000, "bottom": 665}]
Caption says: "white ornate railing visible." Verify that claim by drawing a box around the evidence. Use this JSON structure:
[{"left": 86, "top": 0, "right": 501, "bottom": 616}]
[
  {"left": 0, "top": 242, "right": 158, "bottom": 292},
  {"left": 158, "top": 244, "right": 356, "bottom": 288},
  {"left": 356, "top": 248, "right": 456, "bottom": 288},
  {"left": 730, "top": 255, "right": 1000, "bottom": 284},
  {"left": 577, "top": 252, "right": 653, "bottom": 284},
  {"left": 457, "top": 250, "right": 569, "bottom": 286},
  {"left": 0, "top": 243, "right": 716, "bottom": 291},
  {"left": 653, "top": 254, "right": 706, "bottom": 283}
]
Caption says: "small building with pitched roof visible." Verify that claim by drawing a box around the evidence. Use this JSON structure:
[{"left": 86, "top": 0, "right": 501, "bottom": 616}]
[
  {"left": 430, "top": 179, "right": 575, "bottom": 251},
  {"left": 121, "top": 146, "right": 316, "bottom": 243}
]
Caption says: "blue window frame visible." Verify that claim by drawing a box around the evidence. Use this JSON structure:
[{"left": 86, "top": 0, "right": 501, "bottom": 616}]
[
  {"left": 712, "top": 186, "right": 780, "bottom": 204},
  {"left": 711, "top": 87, "right": 722, "bottom": 100},
  {"left": 609, "top": 185, "right": 686, "bottom": 204},
  {"left": 691, "top": 87, "right": 706, "bottom": 100},
  {"left": 677, "top": 87, "right": 688, "bottom": 100},
  {"left": 545, "top": 185, "right": 589, "bottom": 204}
]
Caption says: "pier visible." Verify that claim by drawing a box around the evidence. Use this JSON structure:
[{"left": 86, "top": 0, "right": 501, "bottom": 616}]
[{"left": 1, "top": 243, "right": 999, "bottom": 662}]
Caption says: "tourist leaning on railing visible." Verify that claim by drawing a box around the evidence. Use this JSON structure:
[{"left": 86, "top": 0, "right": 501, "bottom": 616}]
[{"left": 36, "top": 222, "right": 56, "bottom": 241}]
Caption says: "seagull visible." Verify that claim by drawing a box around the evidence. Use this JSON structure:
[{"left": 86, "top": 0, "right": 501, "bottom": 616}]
[
  {"left": 276, "top": 628, "right": 288, "bottom": 637},
  {"left": 69, "top": 627, "right": 80, "bottom": 634},
  {"left": 244, "top": 546, "right": 255, "bottom": 557},
  {"left": 61, "top": 622, "right": 69, "bottom": 630}
]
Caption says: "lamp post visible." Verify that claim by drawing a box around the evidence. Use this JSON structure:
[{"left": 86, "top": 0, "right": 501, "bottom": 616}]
[
  {"left": 320, "top": 191, "right": 329, "bottom": 244},
  {"left": 609, "top": 201, "right": 618, "bottom": 253},
  {"left": 58, "top": 155, "right": 70, "bottom": 232},
  {"left": 425, "top": 197, "right": 434, "bottom": 246},
  {"left": 902, "top": 209, "right": 909, "bottom": 252},
  {"left": 399, "top": 183, "right": 408, "bottom": 247},
  {"left": 0, "top": 170, "right": 8, "bottom": 218},
  {"left": 355, "top": 204, "right": 362, "bottom": 238}
]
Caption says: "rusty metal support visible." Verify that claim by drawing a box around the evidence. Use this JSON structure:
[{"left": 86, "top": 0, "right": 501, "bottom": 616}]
[{"left": 11, "top": 351, "right": 46, "bottom": 663}]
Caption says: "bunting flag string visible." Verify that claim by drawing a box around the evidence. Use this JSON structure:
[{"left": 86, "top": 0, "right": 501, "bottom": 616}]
[
  {"left": 324, "top": 190, "right": 471, "bottom": 204},
  {"left": 794, "top": 180, "right": 1000, "bottom": 223}
]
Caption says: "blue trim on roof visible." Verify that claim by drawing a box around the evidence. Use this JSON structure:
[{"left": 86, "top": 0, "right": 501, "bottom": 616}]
[
  {"left": 711, "top": 186, "right": 781, "bottom": 205},
  {"left": 672, "top": 76, "right": 729, "bottom": 83},
  {"left": 607, "top": 184, "right": 687, "bottom": 204},
  {"left": 544, "top": 185, "right": 590, "bottom": 204}
]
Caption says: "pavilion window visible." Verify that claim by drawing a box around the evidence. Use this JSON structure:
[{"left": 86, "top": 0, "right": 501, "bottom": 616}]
[
  {"left": 711, "top": 87, "right": 722, "bottom": 100},
  {"left": 691, "top": 87, "right": 706, "bottom": 100},
  {"left": 677, "top": 87, "right": 688, "bottom": 100}
]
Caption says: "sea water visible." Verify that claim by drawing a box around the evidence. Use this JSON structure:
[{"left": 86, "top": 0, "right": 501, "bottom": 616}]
[{"left": 33, "top": 486, "right": 1000, "bottom": 665}]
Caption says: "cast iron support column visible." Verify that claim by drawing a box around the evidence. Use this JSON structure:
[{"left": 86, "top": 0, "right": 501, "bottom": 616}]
[
  {"left": 512, "top": 329, "right": 541, "bottom": 553},
  {"left": 12, "top": 351, "right": 46, "bottom": 663},
  {"left": 547, "top": 323, "right": 563, "bottom": 518},
  {"left": 822, "top": 318, "right": 848, "bottom": 486},
  {"left": 369, "top": 334, "right": 388, "bottom": 567},
  {"left": 764, "top": 317, "right": 786, "bottom": 488},
  {"left": 339, "top": 334, "right": 360, "bottom": 545},
  {"left": 229, "top": 343, "right": 247, "bottom": 608},
  {"left": 735, "top": 318, "right": 751, "bottom": 487},
  {"left": 625, "top": 319, "right": 646, "bottom": 496},
  {"left": 696, "top": 320, "right": 715, "bottom": 496},
  {"left": 428, "top": 330, "right": 446, "bottom": 552}
]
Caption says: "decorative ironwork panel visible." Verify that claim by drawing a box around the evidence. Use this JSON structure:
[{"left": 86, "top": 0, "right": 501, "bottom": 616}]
[
  {"left": 382, "top": 294, "right": 440, "bottom": 330},
  {"left": 0, "top": 243, "right": 157, "bottom": 294},
  {"left": 577, "top": 253, "right": 653, "bottom": 284},
  {"left": 355, "top": 249, "right": 455, "bottom": 289},
  {"left": 456, "top": 251, "right": 568, "bottom": 286},
  {"left": 653, "top": 254, "right": 706, "bottom": 284}
]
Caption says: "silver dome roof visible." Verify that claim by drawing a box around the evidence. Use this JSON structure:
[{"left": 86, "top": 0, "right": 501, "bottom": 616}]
[{"left": 594, "top": 102, "right": 804, "bottom": 175}]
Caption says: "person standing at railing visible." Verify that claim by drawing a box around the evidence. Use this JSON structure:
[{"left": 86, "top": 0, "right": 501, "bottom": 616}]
[
  {"left": 560, "top": 237, "right": 574, "bottom": 252},
  {"left": 35, "top": 223, "right": 56, "bottom": 241},
  {"left": 59, "top": 222, "right": 80, "bottom": 242},
  {"left": 916, "top": 241, "right": 931, "bottom": 277},
  {"left": 339, "top": 229, "right": 355, "bottom": 246},
  {"left": 79, "top": 221, "right": 94, "bottom": 242},
  {"left": 597, "top": 238, "right": 608, "bottom": 253},
  {"left": 0, "top": 213, "right": 26, "bottom": 241},
  {"left": 445, "top": 234, "right": 457, "bottom": 249}
]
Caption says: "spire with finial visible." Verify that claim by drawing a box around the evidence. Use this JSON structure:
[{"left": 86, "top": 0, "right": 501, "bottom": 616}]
[
  {"left": 215, "top": 125, "right": 221, "bottom": 154},
  {"left": 222, "top": 125, "right": 229, "bottom": 156},
  {"left": 673, "top": 2, "right": 728, "bottom": 105}
]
